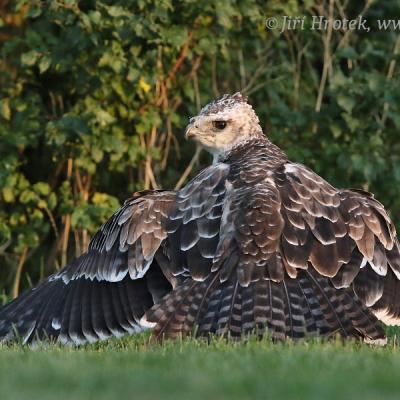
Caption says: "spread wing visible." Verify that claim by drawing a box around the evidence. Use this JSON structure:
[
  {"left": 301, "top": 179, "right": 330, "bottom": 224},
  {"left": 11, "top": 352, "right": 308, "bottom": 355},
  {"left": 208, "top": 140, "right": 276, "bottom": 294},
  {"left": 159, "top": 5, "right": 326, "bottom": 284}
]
[
  {"left": 276, "top": 163, "right": 400, "bottom": 301},
  {"left": 0, "top": 163, "right": 231, "bottom": 344},
  {"left": 228, "top": 162, "right": 400, "bottom": 324},
  {"left": 0, "top": 190, "right": 176, "bottom": 344},
  {"left": 58, "top": 190, "right": 176, "bottom": 283}
]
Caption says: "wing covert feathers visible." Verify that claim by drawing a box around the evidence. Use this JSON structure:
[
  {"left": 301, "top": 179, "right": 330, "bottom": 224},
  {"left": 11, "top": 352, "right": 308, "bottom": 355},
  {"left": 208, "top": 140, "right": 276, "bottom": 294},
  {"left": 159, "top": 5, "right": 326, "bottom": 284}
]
[
  {"left": 1, "top": 141, "right": 400, "bottom": 346},
  {"left": 142, "top": 159, "right": 400, "bottom": 343},
  {"left": 57, "top": 190, "right": 176, "bottom": 284}
]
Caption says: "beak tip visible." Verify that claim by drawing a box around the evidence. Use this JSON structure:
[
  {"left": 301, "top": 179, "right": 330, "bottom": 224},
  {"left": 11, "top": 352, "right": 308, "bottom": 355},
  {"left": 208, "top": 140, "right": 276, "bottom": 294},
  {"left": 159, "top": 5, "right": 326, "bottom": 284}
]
[{"left": 185, "top": 127, "right": 195, "bottom": 140}]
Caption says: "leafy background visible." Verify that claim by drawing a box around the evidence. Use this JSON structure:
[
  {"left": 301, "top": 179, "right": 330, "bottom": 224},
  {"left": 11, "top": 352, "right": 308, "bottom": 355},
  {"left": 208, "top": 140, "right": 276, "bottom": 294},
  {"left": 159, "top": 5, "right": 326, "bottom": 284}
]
[{"left": 0, "top": 0, "right": 399, "bottom": 301}]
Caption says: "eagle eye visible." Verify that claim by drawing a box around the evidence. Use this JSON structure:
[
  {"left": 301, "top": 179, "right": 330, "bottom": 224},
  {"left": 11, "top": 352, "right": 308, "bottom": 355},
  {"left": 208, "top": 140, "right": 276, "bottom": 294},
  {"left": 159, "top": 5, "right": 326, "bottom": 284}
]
[{"left": 213, "top": 120, "right": 227, "bottom": 130}]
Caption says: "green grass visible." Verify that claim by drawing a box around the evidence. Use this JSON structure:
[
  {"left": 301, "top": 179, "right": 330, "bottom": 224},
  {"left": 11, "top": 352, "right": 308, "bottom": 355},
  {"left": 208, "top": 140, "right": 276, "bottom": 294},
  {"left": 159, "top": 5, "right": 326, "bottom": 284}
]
[{"left": 1, "top": 330, "right": 400, "bottom": 400}]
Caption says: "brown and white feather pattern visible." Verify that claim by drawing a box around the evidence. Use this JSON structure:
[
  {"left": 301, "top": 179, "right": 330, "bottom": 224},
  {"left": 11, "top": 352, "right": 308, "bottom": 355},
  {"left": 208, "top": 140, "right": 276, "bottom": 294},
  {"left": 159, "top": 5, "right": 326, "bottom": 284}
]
[
  {"left": 59, "top": 190, "right": 176, "bottom": 283},
  {"left": 0, "top": 134, "right": 399, "bottom": 345},
  {"left": 0, "top": 190, "right": 176, "bottom": 344},
  {"left": 146, "top": 137, "right": 400, "bottom": 343}
]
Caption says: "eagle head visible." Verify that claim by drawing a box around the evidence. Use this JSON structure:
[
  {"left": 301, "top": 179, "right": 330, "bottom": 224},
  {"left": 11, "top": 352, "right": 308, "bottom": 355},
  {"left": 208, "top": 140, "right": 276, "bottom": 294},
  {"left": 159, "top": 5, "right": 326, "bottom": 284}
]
[{"left": 185, "top": 92, "right": 263, "bottom": 156}]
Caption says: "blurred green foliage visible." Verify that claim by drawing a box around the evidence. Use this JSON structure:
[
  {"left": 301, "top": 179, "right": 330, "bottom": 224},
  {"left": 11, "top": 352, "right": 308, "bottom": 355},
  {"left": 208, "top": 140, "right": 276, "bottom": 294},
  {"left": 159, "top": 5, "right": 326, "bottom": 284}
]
[{"left": 0, "top": 0, "right": 399, "bottom": 299}]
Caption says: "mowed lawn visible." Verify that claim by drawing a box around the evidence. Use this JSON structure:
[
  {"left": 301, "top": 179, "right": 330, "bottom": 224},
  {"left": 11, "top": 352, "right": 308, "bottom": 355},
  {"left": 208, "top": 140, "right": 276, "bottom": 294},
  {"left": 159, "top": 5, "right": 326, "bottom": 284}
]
[{"left": 1, "top": 329, "right": 400, "bottom": 400}]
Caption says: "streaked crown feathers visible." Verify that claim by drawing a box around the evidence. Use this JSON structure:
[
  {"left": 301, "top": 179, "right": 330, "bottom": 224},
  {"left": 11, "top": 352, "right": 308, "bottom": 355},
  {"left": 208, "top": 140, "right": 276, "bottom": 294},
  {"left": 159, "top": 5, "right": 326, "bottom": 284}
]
[{"left": 199, "top": 92, "right": 259, "bottom": 123}]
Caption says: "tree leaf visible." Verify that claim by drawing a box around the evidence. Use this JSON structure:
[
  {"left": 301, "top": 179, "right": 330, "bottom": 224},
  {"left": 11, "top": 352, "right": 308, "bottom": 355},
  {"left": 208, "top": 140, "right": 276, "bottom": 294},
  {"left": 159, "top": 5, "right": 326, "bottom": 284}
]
[
  {"left": 39, "top": 55, "right": 51, "bottom": 73},
  {"left": 21, "top": 50, "right": 40, "bottom": 66}
]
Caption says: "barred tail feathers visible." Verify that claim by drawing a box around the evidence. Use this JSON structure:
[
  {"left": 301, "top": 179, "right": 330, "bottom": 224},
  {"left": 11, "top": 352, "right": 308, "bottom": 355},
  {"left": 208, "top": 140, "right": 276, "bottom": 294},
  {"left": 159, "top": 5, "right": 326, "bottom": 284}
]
[{"left": 142, "top": 270, "right": 386, "bottom": 344}]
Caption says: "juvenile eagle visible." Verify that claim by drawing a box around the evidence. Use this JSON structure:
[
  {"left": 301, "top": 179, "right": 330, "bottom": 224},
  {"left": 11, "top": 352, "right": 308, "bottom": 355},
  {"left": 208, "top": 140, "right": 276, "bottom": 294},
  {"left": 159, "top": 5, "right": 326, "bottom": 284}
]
[{"left": 1, "top": 93, "right": 400, "bottom": 345}]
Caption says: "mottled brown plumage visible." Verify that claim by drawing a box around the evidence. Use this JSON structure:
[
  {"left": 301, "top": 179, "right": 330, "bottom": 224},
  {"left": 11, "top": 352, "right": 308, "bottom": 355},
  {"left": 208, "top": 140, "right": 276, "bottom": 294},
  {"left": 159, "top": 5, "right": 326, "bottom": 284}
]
[{"left": 0, "top": 93, "right": 399, "bottom": 345}]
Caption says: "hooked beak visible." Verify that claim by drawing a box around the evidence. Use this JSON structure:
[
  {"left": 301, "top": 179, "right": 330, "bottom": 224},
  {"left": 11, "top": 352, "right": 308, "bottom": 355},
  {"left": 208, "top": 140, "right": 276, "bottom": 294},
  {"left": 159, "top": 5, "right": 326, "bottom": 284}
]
[{"left": 185, "top": 125, "right": 197, "bottom": 139}]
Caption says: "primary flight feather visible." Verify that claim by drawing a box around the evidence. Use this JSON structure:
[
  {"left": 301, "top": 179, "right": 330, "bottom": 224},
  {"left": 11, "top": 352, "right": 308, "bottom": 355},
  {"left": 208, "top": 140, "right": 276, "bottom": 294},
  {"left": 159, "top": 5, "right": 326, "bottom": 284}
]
[{"left": 1, "top": 92, "right": 399, "bottom": 345}]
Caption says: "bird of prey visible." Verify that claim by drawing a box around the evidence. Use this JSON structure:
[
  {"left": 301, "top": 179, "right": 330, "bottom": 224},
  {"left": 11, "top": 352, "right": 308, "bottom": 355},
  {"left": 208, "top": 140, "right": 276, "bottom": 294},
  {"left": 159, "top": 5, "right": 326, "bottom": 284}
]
[{"left": 1, "top": 92, "right": 399, "bottom": 345}]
